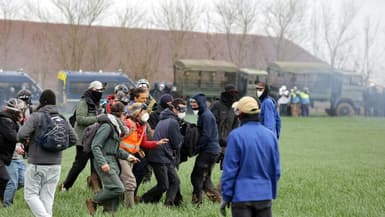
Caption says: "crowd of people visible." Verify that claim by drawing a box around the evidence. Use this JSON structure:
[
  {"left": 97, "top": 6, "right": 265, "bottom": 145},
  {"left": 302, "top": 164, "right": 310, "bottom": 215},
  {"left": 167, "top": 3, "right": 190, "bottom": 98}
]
[
  {"left": 277, "top": 85, "right": 311, "bottom": 117},
  {"left": 0, "top": 79, "right": 282, "bottom": 217}
]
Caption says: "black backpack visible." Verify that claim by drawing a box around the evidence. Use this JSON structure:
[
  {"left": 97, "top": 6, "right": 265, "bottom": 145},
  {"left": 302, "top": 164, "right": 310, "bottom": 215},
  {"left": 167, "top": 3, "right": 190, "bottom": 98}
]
[
  {"left": 36, "top": 112, "right": 70, "bottom": 152},
  {"left": 81, "top": 122, "right": 113, "bottom": 154},
  {"left": 179, "top": 120, "right": 200, "bottom": 163}
]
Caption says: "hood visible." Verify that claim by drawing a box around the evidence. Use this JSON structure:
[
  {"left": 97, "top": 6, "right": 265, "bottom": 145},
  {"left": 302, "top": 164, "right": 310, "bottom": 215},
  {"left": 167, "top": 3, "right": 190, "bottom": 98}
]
[
  {"left": 191, "top": 93, "right": 207, "bottom": 112},
  {"left": 220, "top": 91, "right": 239, "bottom": 107},
  {"left": 258, "top": 85, "right": 270, "bottom": 101},
  {"left": 98, "top": 114, "right": 122, "bottom": 135},
  {"left": 159, "top": 108, "right": 178, "bottom": 121},
  {"left": 36, "top": 104, "right": 58, "bottom": 114},
  {"left": 0, "top": 111, "right": 13, "bottom": 120}
]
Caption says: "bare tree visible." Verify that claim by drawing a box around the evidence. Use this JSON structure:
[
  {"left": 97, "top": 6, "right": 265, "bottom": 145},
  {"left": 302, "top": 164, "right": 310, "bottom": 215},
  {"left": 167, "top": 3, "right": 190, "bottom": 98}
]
[
  {"left": 262, "top": 0, "right": 307, "bottom": 61},
  {"left": 215, "top": 0, "right": 259, "bottom": 65},
  {"left": 26, "top": 0, "right": 112, "bottom": 71},
  {"left": 313, "top": 1, "right": 358, "bottom": 68},
  {"left": 151, "top": 0, "right": 203, "bottom": 63}
]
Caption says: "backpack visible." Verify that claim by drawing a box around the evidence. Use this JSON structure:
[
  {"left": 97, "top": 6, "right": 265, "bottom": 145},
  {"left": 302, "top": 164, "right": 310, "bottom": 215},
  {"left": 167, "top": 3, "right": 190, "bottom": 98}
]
[
  {"left": 179, "top": 120, "right": 200, "bottom": 163},
  {"left": 81, "top": 122, "right": 113, "bottom": 154},
  {"left": 68, "top": 109, "right": 76, "bottom": 127},
  {"left": 36, "top": 112, "right": 70, "bottom": 152}
]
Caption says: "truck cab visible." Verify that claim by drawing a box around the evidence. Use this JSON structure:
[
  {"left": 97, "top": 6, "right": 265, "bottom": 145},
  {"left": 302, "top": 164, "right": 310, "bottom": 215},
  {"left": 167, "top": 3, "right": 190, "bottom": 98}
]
[
  {"left": 173, "top": 59, "right": 248, "bottom": 100},
  {"left": 0, "top": 70, "right": 42, "bottom": 107},
  {"left": 239, "top": 68, "right": 268, "bottom": 97}
]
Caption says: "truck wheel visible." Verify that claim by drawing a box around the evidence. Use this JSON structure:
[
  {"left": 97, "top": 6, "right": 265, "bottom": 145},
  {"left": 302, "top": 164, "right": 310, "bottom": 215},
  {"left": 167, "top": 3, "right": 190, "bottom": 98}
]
[{"left": 336, "top": 102, "right": 354, "bottom": 116}]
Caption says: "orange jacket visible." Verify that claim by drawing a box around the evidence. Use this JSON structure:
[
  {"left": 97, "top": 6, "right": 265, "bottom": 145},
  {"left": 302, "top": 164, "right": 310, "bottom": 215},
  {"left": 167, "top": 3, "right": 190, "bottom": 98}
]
[{"left": 120, "top": 118, "right": 157, "bottom": 154}]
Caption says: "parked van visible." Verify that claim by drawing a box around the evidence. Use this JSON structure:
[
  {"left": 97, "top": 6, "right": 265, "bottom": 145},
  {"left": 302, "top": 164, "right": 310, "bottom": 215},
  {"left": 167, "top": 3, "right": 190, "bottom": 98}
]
[
  {"left": 0, "top": 70, "right": 42, "bottom": 107},
  {"left": 57, "top": 70, "right": 135, "bottom": 111}
]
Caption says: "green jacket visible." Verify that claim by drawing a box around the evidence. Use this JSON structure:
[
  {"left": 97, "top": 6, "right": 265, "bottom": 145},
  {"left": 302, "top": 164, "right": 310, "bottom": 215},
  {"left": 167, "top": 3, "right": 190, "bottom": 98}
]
[
  {"left": 75, "top": 98, "right": 98, "bottom": 146},
  {"left": 91, "top": 122, "right": 129, "bottom": 172}
]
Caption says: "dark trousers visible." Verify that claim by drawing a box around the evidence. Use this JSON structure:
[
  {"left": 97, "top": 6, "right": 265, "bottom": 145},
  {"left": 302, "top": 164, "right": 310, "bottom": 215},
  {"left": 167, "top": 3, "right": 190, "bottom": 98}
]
[
  {"left": 301, "top": 104, "right": 310, "bottom": 117},
  {"left": 132, "top": 153, "right": 148, "bottom": 195},
  {"left": 141, "top": 163, "right": 180, "bottom": 204},
  {"left": 190, "top": 152, "right": 219, "bottom": 201},
  {"left": 0, "top": 160, "right": 10, "bottom": 201},
  {"left": 63, "top": 146, "right": 96, "bottom": 189},
  {"left": 232, "top": 200, "right": 272, "bottom": 217}
]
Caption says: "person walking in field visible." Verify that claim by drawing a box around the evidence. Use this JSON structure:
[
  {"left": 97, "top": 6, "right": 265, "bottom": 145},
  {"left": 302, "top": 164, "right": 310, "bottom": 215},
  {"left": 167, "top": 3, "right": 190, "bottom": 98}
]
[
  {"left": 0, "top": 98, "right": 25, "bottom": 206},
  {"left": 85, "top": 102, "right": 138, "bottom": 215},
  {"left": 256, "top": 82, "right": 281, "bottom": 139},
  {"left": 18, "top": 89, "right": 78, "bottom": 217},
  {"left": 60, "top": 81, "right": 105, "bottom": 193},
  {"left": 221, "top": 96, "right": 280, "bottom": 217},
  {"left": 189, "top": 93, "right": 221, "bottom": 205}
]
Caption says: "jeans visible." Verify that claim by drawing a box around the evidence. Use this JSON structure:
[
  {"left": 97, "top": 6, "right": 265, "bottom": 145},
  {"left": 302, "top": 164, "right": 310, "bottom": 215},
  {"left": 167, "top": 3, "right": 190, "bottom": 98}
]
[
  {"left": 3, "top": 159, "right": 25, "bottom": 207},
  {"left": 24, "top": 164, "right": 61, "bottom": 217},
  {"left": 141, "top": 163, "right": 180, "bottom": 204}
]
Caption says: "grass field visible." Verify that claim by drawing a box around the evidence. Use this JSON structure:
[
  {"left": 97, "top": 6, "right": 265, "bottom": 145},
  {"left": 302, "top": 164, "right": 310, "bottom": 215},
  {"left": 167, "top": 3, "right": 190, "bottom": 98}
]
[{"left": 2, "top": 117, "right": 385, "bottom": 217}]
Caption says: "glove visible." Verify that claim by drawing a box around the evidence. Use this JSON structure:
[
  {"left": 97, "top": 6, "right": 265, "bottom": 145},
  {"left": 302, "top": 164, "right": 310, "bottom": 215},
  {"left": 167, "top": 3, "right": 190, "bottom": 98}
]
[
  {"left": 127, "top": 154, "right": 140, "bottom": 163},
  {"left": 220, "top": 201, "right": 231, "bottom": 217}
]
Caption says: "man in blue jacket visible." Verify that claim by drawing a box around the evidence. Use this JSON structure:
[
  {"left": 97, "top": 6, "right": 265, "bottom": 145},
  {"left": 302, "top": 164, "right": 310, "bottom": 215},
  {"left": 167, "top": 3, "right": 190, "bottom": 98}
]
[
  {"left": 256, "top": 82, "right": 281, "bottom": 139},
  {"left": 221, "top": 96, "right": 280, "bottom": 217},
  {"left": 189, "top": 93, "right": 221, "bottom": 205}
]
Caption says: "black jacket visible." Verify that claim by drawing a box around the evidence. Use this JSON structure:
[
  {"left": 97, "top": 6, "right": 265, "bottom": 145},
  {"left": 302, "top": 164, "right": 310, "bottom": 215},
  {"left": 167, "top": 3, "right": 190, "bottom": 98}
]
[
  {"left": 0, "top": 111, "right": 19, "bottom": 165},
  {"left": 146, "top": 109, "right": 183, "bottom": 165}
]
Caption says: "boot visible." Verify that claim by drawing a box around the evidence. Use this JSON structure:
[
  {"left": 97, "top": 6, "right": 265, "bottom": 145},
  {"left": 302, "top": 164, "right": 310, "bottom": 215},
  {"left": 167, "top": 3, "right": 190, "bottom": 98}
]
[
  {"left": 192, "top": 193, "right": 202, "bottom": 206},
  {"left": 87, "top": 173, "right": 101, "bottom": 193},
  {"left": 85, "top": 198, "right": 97, "bottom": 216},
  {"left": 123, "top": 191, "right": 135, "bottom": 208},
  {"left": 205, "top": 190, "right": 221, "bottom": 203}
]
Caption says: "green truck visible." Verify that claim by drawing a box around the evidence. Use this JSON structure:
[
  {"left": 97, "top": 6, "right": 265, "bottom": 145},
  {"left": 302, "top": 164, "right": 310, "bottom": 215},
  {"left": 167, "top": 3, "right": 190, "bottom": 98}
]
[{"left": 267, "top": 61, "right": 364, "bottom": 116}]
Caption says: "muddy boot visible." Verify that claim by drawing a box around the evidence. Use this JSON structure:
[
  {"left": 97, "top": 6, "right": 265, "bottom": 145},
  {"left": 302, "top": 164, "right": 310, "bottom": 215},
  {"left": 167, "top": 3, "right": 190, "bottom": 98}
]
[
  {"left": 192, "top": 193, "right": 202, "bottom": 206},
  {"left": 205, "top": 190, "right": 221, "bottom": 203},
  {"left": 123, "top": 191, "right": 135, "bottom": 208},
  {"left": 85, "top": 198, "right": 97, "bottom": 216},
  {"left": 87, "top": 173, "right": 101, "bottom": 193}
]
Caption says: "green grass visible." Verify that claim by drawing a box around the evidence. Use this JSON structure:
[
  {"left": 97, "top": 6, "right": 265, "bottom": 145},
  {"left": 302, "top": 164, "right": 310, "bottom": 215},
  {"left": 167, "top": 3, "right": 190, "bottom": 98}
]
[{"left": 3, "top": 117, "right": 385, "bottom": 217}]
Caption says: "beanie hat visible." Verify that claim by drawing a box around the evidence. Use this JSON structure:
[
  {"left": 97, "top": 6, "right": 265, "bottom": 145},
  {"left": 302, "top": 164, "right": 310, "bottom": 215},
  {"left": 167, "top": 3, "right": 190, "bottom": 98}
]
[
  {"left": 256, "top": 81, "right": 266, "bottom": 89},
  {"left": 39, "top": 89, "right": 56, "bottom": 106},
  {"left": 88, "top": 80, "right": 104, "bottom": 91},
  {"left": 224, "top": 84, "right": 238, "bottom": 93},
  {"left": 159, "top": 94, "right": 174, "bottom": 109},
  {"left": 233, "top": 96, "right": 260, "bottom": 115}
]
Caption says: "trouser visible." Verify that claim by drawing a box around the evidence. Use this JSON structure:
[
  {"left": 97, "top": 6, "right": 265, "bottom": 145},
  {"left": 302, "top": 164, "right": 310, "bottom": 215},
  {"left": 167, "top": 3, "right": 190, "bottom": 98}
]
[
  {"left": 3, "top": 159, "right": 25, "bottom": 207},
  {"left": 190, "top": 152, "right": 219, "bottom": 202},
  {"left": 0, "top": 160, "right": 10, "bottom": 203},
  {"left": 141, "top": 163, "right": 180, "bottom": 204},
  {"left": 301, "top": 104, "right": 310, "bottom": 117},
  {"left": 231, "top": 200, "right": 272, "bottom": 217},
  {"left": 62, "top": 146, "right": 98, "bottom": 190},
  {"left": 119, "top": 159, "right": 136, "bottom": 192},
  {"left": 24, "top": 164, "right": 61, "bottom": 217},
  {"left": 93, "top": 160, "right": 124, "bottom": 212},
  {"left": 132, "top": 153, "right": 148, "bottom": 195},
  {"left": 290, "top": 104, "right": 300, "bottom": 117}
]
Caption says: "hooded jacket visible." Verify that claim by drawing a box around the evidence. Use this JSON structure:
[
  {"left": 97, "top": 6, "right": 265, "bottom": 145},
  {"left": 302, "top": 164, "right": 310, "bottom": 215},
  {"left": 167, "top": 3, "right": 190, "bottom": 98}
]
[
  {"left": 258, "top": 86, "right": 281, "bottom": 139},
  {"left": 146, "top": 108, "right": 183, "bottom": 165},
  {"left": 191, "top": 93, "right": 220, "bottom": 155},
  {"left": 17, "top": 105, "right": 78, "bottom": 165},
  {"left": 0, "top": 111, "right": 19, "bottom": 165}
]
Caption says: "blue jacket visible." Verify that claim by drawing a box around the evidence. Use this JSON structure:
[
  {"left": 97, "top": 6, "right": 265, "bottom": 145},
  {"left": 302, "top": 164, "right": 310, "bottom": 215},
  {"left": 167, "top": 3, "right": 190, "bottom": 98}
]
[
  {"left": 221, "top": 121, "right": 280, "bottom": 203},
  {"left": 147, "top": 108, "right": 183, "bottom": 165},
  {"left": 260, "top": 96, "right": 281, "bottom": 139},
  {"left": 191, "top": 93, "right": 220, "bottom": 155}
]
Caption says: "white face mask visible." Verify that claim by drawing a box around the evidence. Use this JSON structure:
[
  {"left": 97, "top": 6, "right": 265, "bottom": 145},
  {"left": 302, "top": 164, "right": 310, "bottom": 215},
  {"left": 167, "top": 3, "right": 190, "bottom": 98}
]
[
  {"left": 177, "top": 112, "right": 186, "bottom": 119},
  {"left": 192, "top": 110, "right": 199, "bottom": 115},
  {"left": 140, "top": 112, "right": 149, "bottom": 122},
  {"left": 257, "top": 90, "right": 264, "bottom": 97}
]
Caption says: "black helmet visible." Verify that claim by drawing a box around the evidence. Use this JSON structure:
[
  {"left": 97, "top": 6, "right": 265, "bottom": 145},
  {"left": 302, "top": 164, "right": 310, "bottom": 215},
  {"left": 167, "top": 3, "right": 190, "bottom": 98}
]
[
  {"left": 114, "top": 84, "right": 129, "bottom": 94},
  {"left": 16, "top": 89, "right": 32, "bottom": 105}
]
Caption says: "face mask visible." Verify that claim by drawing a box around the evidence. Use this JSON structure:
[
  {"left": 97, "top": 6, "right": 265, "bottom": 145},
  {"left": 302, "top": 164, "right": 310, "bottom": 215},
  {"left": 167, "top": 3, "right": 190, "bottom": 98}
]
[
  {"left": 257, "top": 90, "right": 264, "bottom": 98},
  {"left": 140, "top": 112, "right": 150, "bottom": 122},
  {"left": 192, "top": 109, "right": 199, "bottom": 115},
  {"left": 92, "top": 91, "right": 103, "bottom": 102},
  {"left": 177, "top": 112, "right": 186, "bottom": 119}
]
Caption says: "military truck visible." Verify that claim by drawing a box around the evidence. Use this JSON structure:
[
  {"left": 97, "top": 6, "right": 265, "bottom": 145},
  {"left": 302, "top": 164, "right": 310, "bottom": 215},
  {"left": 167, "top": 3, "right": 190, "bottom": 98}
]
[
  {"left": 267, "top": 61, "right": 364, "bottom": 116},
  {"left": 0, "top": 70, "right": 42, "bottom": 107},
  {"left": 239, "top": 68, "right": 268, "bottom": 96},
  {"left": 173, "top": 59, "right": 248, "bottom": 100},
  {"left": 57, "top": 70, "right": 135, "bottom": 112}
]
